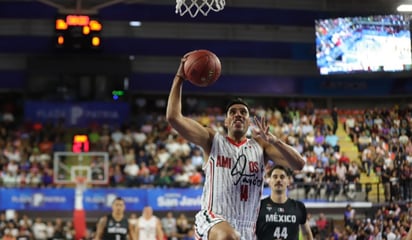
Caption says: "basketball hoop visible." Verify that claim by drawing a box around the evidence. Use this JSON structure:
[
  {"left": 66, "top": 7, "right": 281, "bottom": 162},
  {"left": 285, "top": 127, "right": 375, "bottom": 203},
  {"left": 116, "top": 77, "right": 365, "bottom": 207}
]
[
  {"left": 175, "top": 0, "right": 225, "bottom": 18},
  {"left": 75, "top": 176, "right": 88, "bottom": 192}
]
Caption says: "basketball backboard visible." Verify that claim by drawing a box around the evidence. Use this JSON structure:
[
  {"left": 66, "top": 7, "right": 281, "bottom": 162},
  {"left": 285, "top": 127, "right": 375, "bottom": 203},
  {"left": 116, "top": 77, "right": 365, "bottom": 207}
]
[{"left": 53, "top": 152, "right": 109, "bottom": 186}]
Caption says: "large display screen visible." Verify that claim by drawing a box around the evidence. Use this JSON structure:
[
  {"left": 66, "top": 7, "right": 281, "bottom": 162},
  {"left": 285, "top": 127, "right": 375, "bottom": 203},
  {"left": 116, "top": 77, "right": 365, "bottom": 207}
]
[{"left": 315, "top": 14, "right": 412, "bottom": 75}]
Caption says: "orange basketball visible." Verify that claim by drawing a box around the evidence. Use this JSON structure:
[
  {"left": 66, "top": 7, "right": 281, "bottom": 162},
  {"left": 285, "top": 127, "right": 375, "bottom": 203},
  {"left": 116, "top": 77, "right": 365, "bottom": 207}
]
[{"left": 183, "top": 49, "right": 221, "bottom": 87}]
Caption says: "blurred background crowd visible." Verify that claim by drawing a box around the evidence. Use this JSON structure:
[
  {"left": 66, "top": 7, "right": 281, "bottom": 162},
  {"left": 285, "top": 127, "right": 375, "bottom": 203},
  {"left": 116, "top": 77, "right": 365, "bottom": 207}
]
[{"left": 0, "top": 98, "right": 411, "bottom": 239}]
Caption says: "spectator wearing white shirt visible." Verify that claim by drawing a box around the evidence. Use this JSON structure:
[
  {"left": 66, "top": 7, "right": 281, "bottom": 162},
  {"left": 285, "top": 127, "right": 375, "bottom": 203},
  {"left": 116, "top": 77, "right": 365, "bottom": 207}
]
[
  {"left": 132, "top": 129, "right": 147, "bottom": 146},
  {"left": 45, "top": 221, "right": 55, "bottom": 239},
  {"left": 313, "top": 143, "right": 324, "bottom": 159},
  {"left": 301, "top": 119, "right": 314, "bottom": 136},
  {"left": 124, "top": 159, "right": 140, "bottom": 187},
  {"left": 384, "top": 226, "right": 396, "bottom": 240},
  {"left": 6, "top": 160, "right": 19, "bottom": 175},
  {"left": 110, "top": 127, "right": 124, "bottom": 143},
  {"left": 32, "top": 217, "right": 47, "bottom": 240},
  {"left": 2, "top": 171, "right": 18, "bottom": 188},
  {"left": 190, "top": 148, "right": 203, "bottom": 170}
]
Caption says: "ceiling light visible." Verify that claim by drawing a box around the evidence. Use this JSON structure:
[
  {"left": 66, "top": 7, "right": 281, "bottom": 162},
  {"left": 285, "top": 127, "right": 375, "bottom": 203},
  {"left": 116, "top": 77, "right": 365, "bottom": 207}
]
[
  {"left": 129, "top": 21, "right": 142, "bottom": 27},
  {"left": 397, "top": 4, "right": 412, "bottom": 12}
]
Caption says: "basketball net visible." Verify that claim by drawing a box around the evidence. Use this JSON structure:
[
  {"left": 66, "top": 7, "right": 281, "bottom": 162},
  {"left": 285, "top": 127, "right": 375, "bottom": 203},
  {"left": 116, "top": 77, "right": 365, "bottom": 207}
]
[
  {"left": 175, "top": 0, "right": 225, "bottom": 18},
  {"left": 75, "top": 176, "right": 87, "bottom": 193}
]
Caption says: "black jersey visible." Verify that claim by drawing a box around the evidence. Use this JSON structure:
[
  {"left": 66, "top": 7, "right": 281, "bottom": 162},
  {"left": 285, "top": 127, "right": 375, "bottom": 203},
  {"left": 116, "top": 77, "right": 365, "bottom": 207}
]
[
  {"left": 102, "top": 214, "right": 129, "bottom": 240},
  {"left": 256, "top": 197, "right": 307, "bottom": 240}
]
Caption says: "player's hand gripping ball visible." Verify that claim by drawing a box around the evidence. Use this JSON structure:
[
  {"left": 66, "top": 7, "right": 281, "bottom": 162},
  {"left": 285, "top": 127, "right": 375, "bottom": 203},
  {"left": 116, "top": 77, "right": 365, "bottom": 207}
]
[{"left": 183, "top": 49, "right": 222, "bottom": 87}]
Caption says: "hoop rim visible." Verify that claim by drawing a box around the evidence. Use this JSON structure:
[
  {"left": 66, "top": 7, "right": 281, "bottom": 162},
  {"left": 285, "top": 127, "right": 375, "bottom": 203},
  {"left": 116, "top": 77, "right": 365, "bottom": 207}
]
[{"left": 75, "top": 176, "right": 88, "bottom": 184}]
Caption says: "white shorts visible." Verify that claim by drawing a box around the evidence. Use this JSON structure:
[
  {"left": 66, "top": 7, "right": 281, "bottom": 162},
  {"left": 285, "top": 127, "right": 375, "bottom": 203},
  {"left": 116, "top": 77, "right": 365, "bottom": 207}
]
[{"left": 194, "top": 210, "right": 256, "bottom": 240}]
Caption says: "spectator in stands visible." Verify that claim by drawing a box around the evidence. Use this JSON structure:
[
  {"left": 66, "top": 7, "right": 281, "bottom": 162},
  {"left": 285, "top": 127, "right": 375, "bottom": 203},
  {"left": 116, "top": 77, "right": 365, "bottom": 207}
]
[
  {"left": 361, "top": 144, "right": 374, "bottom": 176},
  {"left": 338, "top": 152, "right": 350, "bottom": 168},
  {"left": 190, "top": 148, "right": 204, "bottom": 171},
  {"left": 45, "top": 220, "right": 55, "bottom": 239},
  {"left": 161, "top": 211, "right": 177, "bottom": 240},
  {"left": 399, "top": 162, "right": 411, "bottom": 201},
  {"left": 324, "top": 170, "right": 339, "bottom": 202},
  {"left": 62, "top": 220, "right": 75, "bottom": 240},
  {"left": 109, "top": 165, "right": 124, "bottom": 187},
  {"left": 136, "top": 149, "right": 150, "bottom": 167},
  {"left": 32, "top": 217, "right": 47, "bottom": 240},
  {"left": 182, "top": 227, "right": 196, "bottom": 240},
  {"left": 137, "top": 161, "right": 154, "bottom": 187},
  {"left": 51, "top": 218, "right": 64, "bottom": 239},
  {"left": 325, "top": 130, "right": 340, "bottom": 153},
  {"left": 389, "top": 169, "right": 400, "bottom": 201},
  {"left": 124, "top": 159, "right": 140, "bottom": 187},
  {"left": 343, "top": 204, "right": 355, "bottom": 229},
  {"left": 383, "top": 226, "right": 396, "bottom": 240},
  {"left": 331, "top": 106, "right": 338, "bottom": 134},
  {"left": 176, "top": 213, "right": 191, "bottom": 238},
  {"left": 17, "top": 224, "right": 32, "bottom": 239},
  {"left": 316, "top": 213, "right": 328, "bottom": 240},
  {"left": 313, "top": 143, "right": 324, "bottom": 160}
]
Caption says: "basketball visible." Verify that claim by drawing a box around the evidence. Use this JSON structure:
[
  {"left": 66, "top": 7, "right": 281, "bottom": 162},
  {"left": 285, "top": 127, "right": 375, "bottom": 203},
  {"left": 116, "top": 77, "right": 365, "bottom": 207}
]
[{"left": 183, "top": 49, "right": 221, "bottom": 87}]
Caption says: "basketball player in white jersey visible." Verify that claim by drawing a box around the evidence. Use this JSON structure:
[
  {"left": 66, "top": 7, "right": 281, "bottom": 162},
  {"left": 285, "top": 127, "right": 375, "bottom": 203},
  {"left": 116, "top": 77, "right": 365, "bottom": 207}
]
[
  {"left": 94, "top": 197, "right": 136, "bottom": 240},
  {"left": 256, "top": 165, "right": 313, "bottom": 240},
  {"left": 166, "top": 53, "right": 305, "bottom": 240},
  {"left": 135, "top": 206, "right": 164, "bottom": 240}
]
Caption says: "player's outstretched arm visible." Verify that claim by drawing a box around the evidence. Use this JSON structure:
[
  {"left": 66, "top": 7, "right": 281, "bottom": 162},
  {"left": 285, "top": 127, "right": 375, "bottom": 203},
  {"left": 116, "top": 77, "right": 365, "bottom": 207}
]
[
  {"left": 166, "top": 56, "right": 214, "bottom": 152},
  {"left": 301, "top": 221, "right": 314, "bottom": 240},
  {"left": 94, "top": 216, "right": 107, "bottom": 240},
  {"left": 253, "top": 116, "right": 305, "bottom": 170}
]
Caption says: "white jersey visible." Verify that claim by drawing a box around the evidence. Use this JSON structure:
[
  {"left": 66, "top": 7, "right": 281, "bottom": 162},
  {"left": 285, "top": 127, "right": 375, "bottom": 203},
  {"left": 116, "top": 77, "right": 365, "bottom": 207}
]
[
  {"left": 137, "top": 216, "right": 158, "bottom": 240},
  {"left": 197, "top": 133, "right": 265, "bottom": 239}
]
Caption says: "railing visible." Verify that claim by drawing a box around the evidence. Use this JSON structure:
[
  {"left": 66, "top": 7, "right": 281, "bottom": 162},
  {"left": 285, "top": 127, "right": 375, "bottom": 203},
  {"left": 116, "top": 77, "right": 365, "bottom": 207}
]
[{"left": 286, "top": 181, "right": 411, "bottom": 204}]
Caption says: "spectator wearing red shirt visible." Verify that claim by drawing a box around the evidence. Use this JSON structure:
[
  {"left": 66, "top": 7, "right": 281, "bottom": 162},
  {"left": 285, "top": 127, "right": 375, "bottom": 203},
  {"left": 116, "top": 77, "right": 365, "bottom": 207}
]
[
  {"left": 316, "top": 213, "right": 328, "bottom": 240},
  {"left": 339, "top": 152, "right": 350, "bottom": 168}
]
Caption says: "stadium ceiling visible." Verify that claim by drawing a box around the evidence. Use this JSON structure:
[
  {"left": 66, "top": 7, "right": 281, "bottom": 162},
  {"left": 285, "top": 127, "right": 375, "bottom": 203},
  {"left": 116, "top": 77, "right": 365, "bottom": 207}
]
[{"left": 0, "top": 0, "right": 407, "bottom": 14}]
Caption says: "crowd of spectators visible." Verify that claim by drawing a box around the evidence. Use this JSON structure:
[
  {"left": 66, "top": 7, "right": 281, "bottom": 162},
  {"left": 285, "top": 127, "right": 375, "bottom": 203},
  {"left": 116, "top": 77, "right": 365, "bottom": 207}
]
[
  {"left": 0, "top": 101, "right": 411, "bottom": 201},
  {"left": 0, "top": 99, "right": 411, "bottom": 239},
  {"left": 0, "top": 202, "right": 411, "bottom": 240},
  {"left": 303, "top": 202, "right": 412, "bottom": 240},
  {"left": 0, "top": 212, "right": 76, "bottom": 240},
  {"left": 343, "top": 107, "right": 412, "bottom": 202},
  {"left": 336, "top": 202, "right": 412, "bottom": 240}
]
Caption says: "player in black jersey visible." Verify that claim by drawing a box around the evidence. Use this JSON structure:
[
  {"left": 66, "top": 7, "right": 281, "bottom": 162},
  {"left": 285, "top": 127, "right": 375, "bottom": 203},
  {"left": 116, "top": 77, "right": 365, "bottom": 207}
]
[
  {"left": 256, "top": 165, "right": 313, "bottom": 240},
  {"left": 94, "top": 197, "right": 136, "bottom": 240}
]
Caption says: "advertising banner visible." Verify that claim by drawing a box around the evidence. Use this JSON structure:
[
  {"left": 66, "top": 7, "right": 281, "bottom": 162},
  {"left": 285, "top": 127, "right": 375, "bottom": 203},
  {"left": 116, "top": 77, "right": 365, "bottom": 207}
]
[
  {"left": 82, "top": 189, "right": 147, "bottom": 211},
  {"left": 0, "top": 188, "right": 74, "bottom": 211},
  {"left": 24, "top": 101, "right": 130, "bottom": 127},
  {"left": 146, "top": 188, "right": 202, "bottom": 212},
  {"left": 0, "top": 188, "right": 272, "bottom": 211}
]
